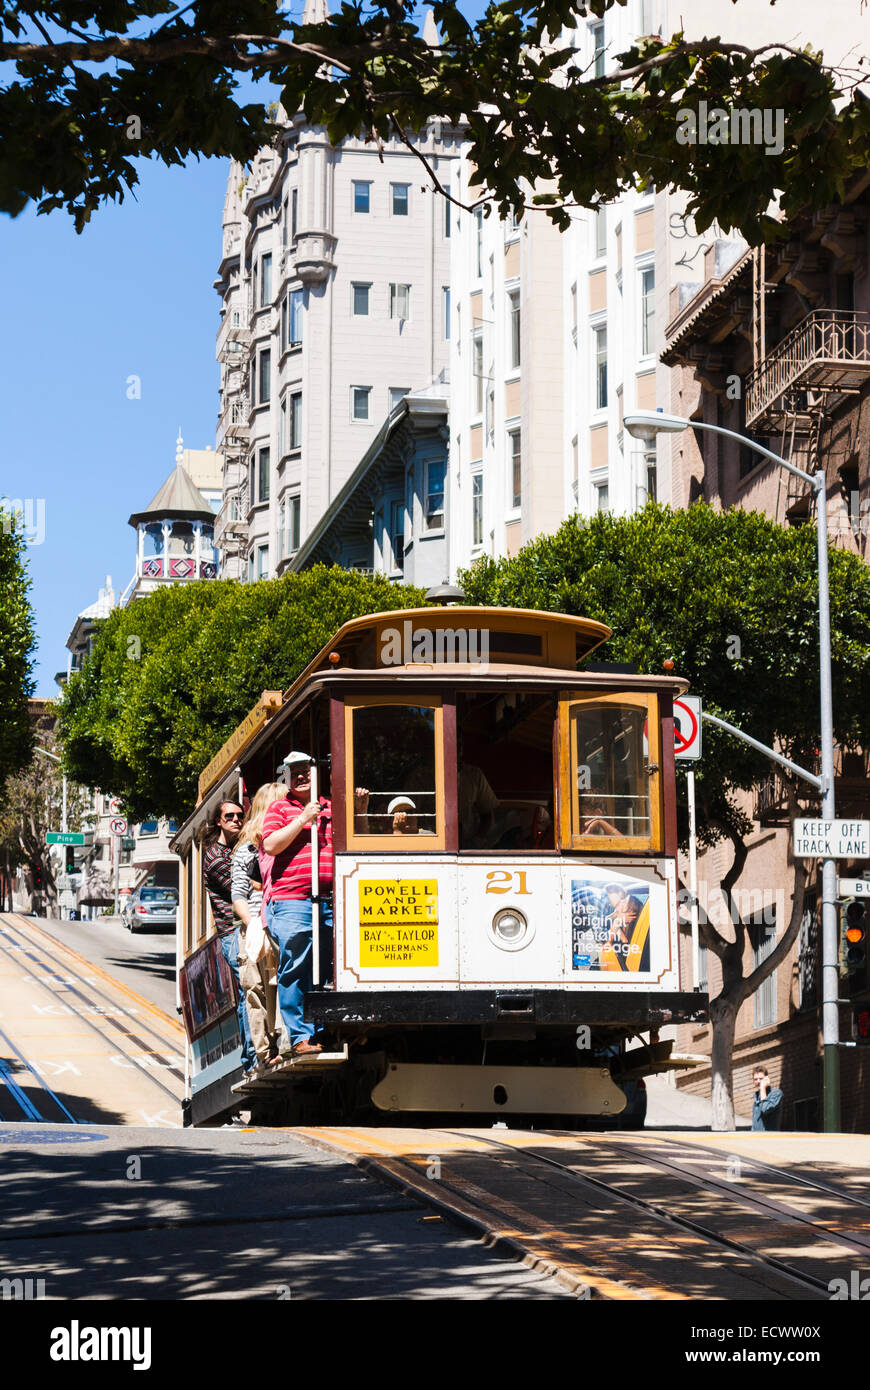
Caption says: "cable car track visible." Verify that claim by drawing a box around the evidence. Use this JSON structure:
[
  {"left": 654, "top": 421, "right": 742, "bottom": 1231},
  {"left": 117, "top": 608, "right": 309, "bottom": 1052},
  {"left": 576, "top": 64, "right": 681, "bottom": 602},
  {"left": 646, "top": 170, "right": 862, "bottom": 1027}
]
[
  {"left": 302, "top": 1124, "right": 862, "bottom": 1300},
  {"left": 0, "top": 914, "right": 185, "bottom": 1124},
  {"left": 457, "top": 1129, "right": 848, "bottom": 1297},
  {"left": 629, "top": 1130, "right": 870, "bottom": 1214}
]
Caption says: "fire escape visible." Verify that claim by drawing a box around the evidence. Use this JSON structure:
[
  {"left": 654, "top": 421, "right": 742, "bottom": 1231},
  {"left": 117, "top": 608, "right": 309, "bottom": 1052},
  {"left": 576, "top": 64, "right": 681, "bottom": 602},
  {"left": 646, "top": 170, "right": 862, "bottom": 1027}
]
[
  {"left": 744, "top": 244, "right": 870, "bottom": 823},
  {"left": 745, "top": 245, "right": 870, "bottom": 521}
]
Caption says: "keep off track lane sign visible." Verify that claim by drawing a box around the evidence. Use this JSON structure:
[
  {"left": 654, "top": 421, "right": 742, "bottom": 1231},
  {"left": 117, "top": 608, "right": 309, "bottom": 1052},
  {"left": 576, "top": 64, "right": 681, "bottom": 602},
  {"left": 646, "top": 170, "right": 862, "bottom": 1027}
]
[{"left": 793, "top": 819, "right": 870, "bottom": 860}]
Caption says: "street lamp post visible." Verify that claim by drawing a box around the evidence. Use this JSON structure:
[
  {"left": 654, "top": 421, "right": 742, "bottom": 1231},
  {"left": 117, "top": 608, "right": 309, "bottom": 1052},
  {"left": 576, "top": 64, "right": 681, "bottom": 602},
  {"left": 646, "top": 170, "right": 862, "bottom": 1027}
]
[{"left": 624, "top": 410, "right": 840, "bottom": 1131}]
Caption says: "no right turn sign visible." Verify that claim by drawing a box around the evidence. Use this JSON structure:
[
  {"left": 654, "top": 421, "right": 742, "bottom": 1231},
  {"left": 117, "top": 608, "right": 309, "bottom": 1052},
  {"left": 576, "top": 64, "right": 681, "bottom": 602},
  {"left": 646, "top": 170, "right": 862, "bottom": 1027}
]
[{"left": 674, "top": 696, "right": 702, "bottom": 761}]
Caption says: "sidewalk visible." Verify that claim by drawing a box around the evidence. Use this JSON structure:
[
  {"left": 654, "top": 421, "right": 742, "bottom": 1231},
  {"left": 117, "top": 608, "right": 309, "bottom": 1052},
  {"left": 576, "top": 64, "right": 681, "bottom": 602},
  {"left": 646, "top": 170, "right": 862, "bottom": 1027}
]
[{"left": 643, "top": 1074, "right": 752, "bottom": 1131}]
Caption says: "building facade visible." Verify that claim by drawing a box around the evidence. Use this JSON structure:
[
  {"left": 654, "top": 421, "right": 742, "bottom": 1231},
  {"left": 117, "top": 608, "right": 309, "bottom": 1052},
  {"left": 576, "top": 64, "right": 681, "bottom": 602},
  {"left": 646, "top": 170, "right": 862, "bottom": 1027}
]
[
  {"left": 662, "top": 176, "right": 870, "bottom": 1129},
  {"left": 212, "top": 88, "right": 461, "bottom": 583},
  {"left": 290, "top": 378, "right": 449, "bottom": 586},
  {"left": 443, "top": 0, "right": 861, "bottom": 579}
]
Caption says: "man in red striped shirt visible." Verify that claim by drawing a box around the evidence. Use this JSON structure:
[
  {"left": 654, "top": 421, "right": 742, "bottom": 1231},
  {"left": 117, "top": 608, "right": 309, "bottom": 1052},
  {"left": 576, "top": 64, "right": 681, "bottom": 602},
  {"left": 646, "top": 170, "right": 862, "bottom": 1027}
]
[{"left": 260, "top": 753, "right": 334, "bottom": 1056}]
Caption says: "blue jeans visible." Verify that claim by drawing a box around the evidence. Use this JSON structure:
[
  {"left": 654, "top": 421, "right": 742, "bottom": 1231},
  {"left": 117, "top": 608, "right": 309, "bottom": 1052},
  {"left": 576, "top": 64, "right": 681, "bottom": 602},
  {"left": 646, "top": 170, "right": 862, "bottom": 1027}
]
[
  {"left": 219, "top": 928, "right": 255, "bottom": 1072},
  {"left": 266, "top": 899, "right": 333, "bottom": 1045}
]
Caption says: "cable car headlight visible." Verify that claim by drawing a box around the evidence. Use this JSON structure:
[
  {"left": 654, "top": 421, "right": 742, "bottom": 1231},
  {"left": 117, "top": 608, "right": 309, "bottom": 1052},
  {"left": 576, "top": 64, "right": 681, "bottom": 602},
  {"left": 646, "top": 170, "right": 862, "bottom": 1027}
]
[{"left": 489, "top": 907, "right": 534, "bottom": 951}]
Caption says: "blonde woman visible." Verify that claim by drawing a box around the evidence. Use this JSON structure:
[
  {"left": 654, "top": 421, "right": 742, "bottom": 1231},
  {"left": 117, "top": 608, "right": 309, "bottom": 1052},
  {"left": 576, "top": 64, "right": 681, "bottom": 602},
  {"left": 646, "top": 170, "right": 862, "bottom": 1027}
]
[{"left": 232, "top": 782, "right": 291, "bottom": 1069}]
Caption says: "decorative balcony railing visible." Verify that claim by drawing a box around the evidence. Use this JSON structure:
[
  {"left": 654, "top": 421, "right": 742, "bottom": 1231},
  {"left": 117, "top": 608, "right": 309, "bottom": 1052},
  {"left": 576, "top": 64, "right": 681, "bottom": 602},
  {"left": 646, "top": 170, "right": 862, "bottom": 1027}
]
[
  {"left": 140, "top": 558, "right": 218, "bottom": 580},
  {"left": 746, "top": 310, "right": 870, "bottom": 434}
]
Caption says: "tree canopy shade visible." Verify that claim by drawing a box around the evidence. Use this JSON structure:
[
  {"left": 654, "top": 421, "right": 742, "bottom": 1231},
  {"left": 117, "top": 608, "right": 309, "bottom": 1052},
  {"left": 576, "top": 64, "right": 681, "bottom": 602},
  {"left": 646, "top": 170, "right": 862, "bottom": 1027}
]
[
  {"left": 0, "top": 514, "right": 36, "bottom": 786},
  {"left": 57, "top": 566, "right": 427, "bottom": 821},
  {"left": 2, "top": 0, "right": 869, "bottom": 235}
]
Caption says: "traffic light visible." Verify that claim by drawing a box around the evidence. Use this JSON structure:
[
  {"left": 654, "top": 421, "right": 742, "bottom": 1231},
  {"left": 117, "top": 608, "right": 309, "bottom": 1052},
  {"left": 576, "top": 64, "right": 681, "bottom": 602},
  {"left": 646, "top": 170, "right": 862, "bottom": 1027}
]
[
  {"left": 854, "top": 1002, "right": 870, "bottom": 1044},
  {"left": 65, "top": 846, "right": 76, "bottom": 874},
  {"left": 31, "top": 862, "right": 43, "bottom": 892},
  {"left": 843, "top": 898, "right": 868, "bottom": 995}
]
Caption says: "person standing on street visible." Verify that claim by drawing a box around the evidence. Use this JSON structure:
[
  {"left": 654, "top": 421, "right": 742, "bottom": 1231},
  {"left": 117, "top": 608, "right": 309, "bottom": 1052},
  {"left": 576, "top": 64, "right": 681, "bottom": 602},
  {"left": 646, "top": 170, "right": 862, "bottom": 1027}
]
[
  {"left": 201, "top": 799, "right": 256, "bottom": 1076},
  {"left": 751, "top": 1065, "right": 784, "bottom": 1131}
]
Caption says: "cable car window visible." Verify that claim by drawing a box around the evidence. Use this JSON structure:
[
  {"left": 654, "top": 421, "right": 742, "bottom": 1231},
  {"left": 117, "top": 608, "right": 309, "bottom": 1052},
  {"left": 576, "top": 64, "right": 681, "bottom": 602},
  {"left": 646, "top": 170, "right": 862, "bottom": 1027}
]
[
  {"left": 346, "top": 699, "right": 444, "bottom": 848},
  {"left": 457, "top": 692, "right": 557, "bottom": 851},
  {"left": 560, "top": 693, "right": 662, "bottom": 852}
]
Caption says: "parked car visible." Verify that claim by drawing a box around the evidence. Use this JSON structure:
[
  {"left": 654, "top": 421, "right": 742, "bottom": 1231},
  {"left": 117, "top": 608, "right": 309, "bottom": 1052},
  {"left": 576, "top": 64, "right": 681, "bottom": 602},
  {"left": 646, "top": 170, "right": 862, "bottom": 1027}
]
[{"left": 123, "top": 886, "right": 179, "bottom": 933}]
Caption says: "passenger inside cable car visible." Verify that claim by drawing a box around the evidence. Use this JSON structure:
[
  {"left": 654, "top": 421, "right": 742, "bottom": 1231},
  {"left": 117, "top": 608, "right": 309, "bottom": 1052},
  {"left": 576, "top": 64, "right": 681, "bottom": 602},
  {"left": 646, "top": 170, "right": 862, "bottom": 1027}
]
[{"left": 457, "top": 692, "right": 557, "bottom": 851}]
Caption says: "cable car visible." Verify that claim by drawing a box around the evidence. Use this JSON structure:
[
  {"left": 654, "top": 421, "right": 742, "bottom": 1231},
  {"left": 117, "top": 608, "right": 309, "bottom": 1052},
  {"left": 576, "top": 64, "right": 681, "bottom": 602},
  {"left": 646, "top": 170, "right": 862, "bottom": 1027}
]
[{"left": 172, "top": 607, "right": 707, "bottom": 1126}]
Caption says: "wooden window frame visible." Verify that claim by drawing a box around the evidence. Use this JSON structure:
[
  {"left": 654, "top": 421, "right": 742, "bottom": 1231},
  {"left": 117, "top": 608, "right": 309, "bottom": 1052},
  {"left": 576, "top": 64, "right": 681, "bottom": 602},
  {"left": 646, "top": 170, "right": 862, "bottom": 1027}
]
[
  {"left": 558, "top": 690, "right": 663, "bottom": 854},
  {"left": 343, "top": 694, "right": 447, "bottom": 851}
]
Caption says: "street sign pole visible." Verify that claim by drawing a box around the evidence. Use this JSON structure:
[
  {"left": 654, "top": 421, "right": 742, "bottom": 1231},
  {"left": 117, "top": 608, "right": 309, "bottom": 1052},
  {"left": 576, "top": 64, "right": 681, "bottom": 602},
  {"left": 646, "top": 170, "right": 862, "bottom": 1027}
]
[
  {"left": 815, "top": 478, "right": 841, "bottom": 1133},
  {"left": 687, "top": 768, "right": 700, "bottom": 991},
  {"left": 113, "top": 833, "right": 120, "bottom": 917},
  {"left": 674, "top": 696, "right": 703, "bottom": 993}
]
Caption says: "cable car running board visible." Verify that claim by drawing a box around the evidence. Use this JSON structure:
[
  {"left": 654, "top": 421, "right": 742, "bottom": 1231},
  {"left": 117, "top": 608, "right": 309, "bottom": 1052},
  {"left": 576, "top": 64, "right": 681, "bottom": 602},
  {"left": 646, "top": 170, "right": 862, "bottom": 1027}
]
[{"left": 371, "top": 1063, "right": 627, "bottom": 1116}]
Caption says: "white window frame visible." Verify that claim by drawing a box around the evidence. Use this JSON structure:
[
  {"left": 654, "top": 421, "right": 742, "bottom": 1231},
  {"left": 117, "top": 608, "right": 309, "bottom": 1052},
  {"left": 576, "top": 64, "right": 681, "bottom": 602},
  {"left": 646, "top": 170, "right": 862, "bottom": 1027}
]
[
  {"left": 592, "top": 321, "right": 607, "bottom": 412},
  {"left": 471, "top": 469, "right": 484, "bottom": 549},
  {"left": 289, "top": 288, "right": 303, "bottom": 347},
  {"left": 507, "top": 426, "right": 522, "bottom": 512},
  {"left": 351, "top": 281, "right": 371, "bottom": 317},
  {"left": 389, "top": 282, "right": 411, "bottom": 321},
  {"left": 423, "top": 458, "right": 446, "bottom": 533},
  {"left": 442, "top": 286, "right": 451, "bottom": 340},
  {"left": 594, "top": 206, "right": 607, "bottom": 259},
  {"left": 389, "top": 387, "right": 410, "bottom": 414},
  {"left": 259, "top": 253, "right": 272, "bottom": 307},
  {"left": 472, "top": 328, "right": 484, "bottom": 416},
  {"left": 258, "top": 348, "right": 271, "bottom": 405},
  {"left": 352, "top": 180, "right": 371, "bottom": 214},
  {"left": 351, "top": 385, "right": 371, "bottom": 422},
  {"left": 506, "top": 286, "right": 521, "bottom": 372},
  {"left": 289, "top": 391, "right": 302, "bottom": 450},
  {"left": 390, "top": 182, "right": 410, "bottom": 216},
  {"left": 257, "top": 446, "right": 270, "bottom": 504},
  {"left": 639, "top": 261, "right": 655, "bottom": 359},
  {"left": 286, "top": 492, "right": 301, "bottom": 554},
  {"left": 257, "top": 543, "right": 269, "bottom": 579},
  {"left": 590, "top": 19, "right": 605, "bottom": 77}
]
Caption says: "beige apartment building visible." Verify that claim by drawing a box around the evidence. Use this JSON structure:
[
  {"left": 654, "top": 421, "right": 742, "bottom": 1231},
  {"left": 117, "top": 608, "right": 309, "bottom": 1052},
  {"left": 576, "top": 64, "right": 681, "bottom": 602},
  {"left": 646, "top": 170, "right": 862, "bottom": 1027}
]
[
  {"left": 445, "top": 0, "right": 861, "bottom": 579},
  {"left": 213, "top": 71, "right": 460, "bottom": 582}
]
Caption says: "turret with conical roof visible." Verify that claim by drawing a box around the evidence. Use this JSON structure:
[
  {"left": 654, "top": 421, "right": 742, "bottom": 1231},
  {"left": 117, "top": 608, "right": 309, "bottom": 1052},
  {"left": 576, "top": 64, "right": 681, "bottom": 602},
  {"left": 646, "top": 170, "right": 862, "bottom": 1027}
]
[{"left": 126, "top": 433, "right": 221, "bottom": 602}]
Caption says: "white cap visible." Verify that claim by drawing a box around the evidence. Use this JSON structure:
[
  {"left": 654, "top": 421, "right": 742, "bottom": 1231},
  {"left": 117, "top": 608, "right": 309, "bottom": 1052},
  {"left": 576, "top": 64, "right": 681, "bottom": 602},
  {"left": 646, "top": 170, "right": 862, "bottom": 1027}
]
[
  {"left": 277, "top": 751, "right": 312, "bottom": 783},
  {"left": 387, "top": 796, "right": 416, "bottom": 815}
]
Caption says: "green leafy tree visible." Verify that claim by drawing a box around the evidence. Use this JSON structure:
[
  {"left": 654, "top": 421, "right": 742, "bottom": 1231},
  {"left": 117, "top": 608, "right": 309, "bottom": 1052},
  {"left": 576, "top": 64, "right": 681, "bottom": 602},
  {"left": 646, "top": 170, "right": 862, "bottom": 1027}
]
[
  {"left": 58, "top": 566, "right": 427, "bottom": 821},
  {"left": 2, "top": 1, "right": 869, "bottom": 236},
  {"left": 460, "top": 503, "right": 870, "bottom": 1129},
  {"left": 0, "top": 509, "right": 36, "bottom": 787},
  {"left": 0, "top": 718, "right": 92, "bottom": 915}
]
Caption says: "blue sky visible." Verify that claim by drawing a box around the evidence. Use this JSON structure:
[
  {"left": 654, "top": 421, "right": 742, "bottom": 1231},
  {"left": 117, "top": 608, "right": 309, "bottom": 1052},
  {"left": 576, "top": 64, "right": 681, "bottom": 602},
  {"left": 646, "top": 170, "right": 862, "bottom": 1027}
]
[{"left": 2, "top": 3, "right": 488, "bottom": 696}]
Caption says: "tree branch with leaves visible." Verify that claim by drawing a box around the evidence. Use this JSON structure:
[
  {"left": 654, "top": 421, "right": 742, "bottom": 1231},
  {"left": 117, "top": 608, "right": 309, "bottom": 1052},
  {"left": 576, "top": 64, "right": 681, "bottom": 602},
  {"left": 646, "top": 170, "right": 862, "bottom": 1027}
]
[{"left": 2, "top": 1, "right": 869, "bottom": 233}]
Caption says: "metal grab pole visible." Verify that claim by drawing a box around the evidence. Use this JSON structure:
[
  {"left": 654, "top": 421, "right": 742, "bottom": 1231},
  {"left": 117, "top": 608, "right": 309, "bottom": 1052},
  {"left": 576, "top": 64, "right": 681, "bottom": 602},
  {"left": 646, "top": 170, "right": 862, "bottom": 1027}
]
[
  {"left": 309, "top": 759, "right": 320, "bottom": 987},
  {"left": 687, "top": 769, "right": 700, "bottom": 991}
]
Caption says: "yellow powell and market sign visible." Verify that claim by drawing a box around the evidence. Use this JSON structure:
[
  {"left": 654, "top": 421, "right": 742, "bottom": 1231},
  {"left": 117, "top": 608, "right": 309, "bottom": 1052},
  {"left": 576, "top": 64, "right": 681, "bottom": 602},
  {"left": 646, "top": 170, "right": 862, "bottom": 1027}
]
[{"left": 359, "top": 880, "right": 439, "bottom": 966}]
